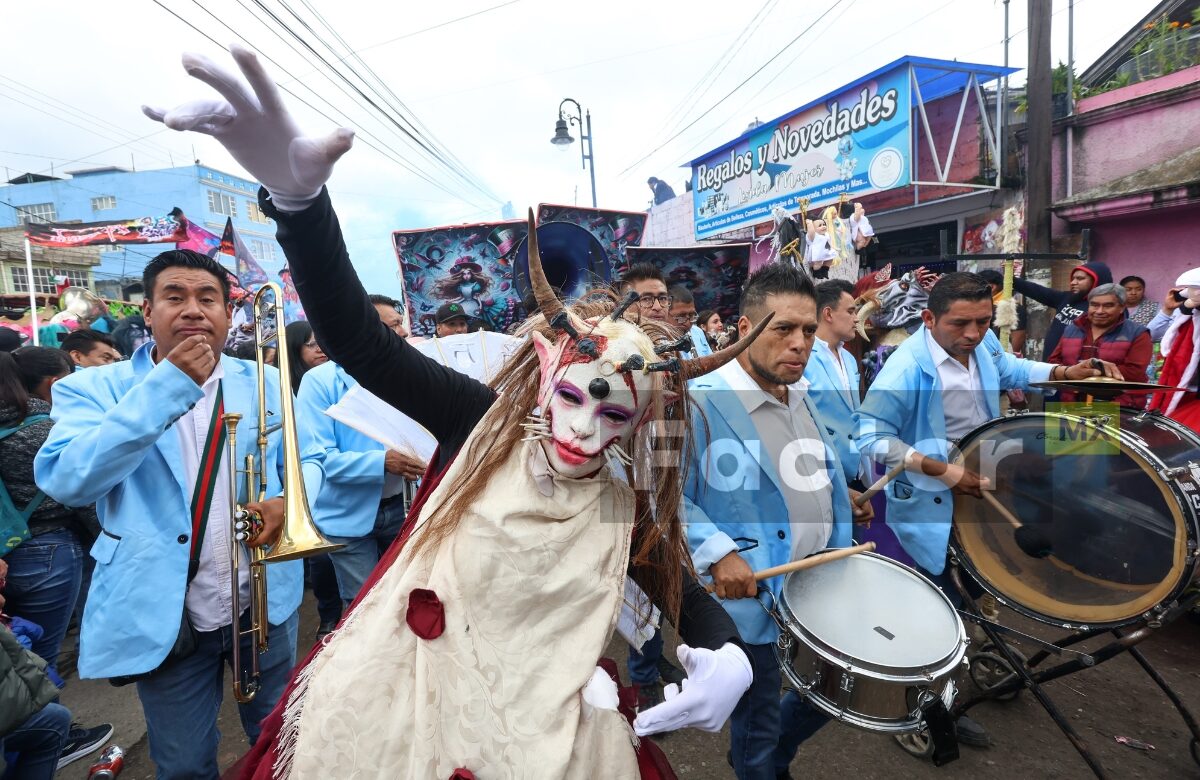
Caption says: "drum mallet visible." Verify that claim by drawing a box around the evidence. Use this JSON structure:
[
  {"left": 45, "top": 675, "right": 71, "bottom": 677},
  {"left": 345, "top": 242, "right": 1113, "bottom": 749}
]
[{"left": 980, "top": 491, "right": 1054, "bottom": 559}]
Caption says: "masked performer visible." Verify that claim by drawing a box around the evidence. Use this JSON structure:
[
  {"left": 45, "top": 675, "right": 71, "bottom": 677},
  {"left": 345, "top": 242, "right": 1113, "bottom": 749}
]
[{"left": 145, "top": 45, "right": 754, "bottom": 780}]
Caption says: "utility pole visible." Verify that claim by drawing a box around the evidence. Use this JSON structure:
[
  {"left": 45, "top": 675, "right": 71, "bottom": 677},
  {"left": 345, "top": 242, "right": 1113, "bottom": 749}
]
[{"left": 1026, "top": 0, "right": 1053, "bottom": 252}]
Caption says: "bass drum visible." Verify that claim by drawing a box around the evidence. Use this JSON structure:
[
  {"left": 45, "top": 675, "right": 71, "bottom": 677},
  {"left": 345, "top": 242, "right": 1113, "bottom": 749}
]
[{"left": 952, "top": 409, "right": 1200, "bottom": 630}]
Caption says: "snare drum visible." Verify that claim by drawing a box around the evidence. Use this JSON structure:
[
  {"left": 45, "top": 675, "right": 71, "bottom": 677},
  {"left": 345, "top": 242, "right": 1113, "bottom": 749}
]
[
  {"left": 953, "top": 409, "right": 1200, "bottom": 630},
  {"left": 773, "top": 551, "right": 968, "bottom": 734}
]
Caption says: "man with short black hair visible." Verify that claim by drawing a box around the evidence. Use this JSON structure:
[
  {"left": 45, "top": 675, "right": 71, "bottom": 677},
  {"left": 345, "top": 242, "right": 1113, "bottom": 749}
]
[
  {"left": 368, "top": 294, "right": 408, "bottom": 337},
  {"left": 647, "top": 176, "right": 676, "bottom": 205},
  {"left": 685, "top": 262, "right": 856, "bottom": 778},
  {"left": 59, "top": 329, "right": 121, "bottom": 368},
  {"left": 856, "top": 271, "right": 1121, "bottom": 576},
  {"left": 854, "top": 272, "right": 1121, "bottom": 746},
  {"left": 35, "top": 248, "right": 316, "bottom": 779},
  {"left": 621, "top": 264, "right": 670, "bottom": 323},
  {"left": 807, "top": 279, "right": 867, "bottom": 485},
  {"left": 668, "top": 285, "right": 713, "bottom": 358},
  {"left": 434, "top": 302, "right": 469, "bottom": 337}
]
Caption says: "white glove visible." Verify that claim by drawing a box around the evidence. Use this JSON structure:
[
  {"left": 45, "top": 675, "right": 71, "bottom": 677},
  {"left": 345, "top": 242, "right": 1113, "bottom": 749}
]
[
  {"left": 143, "top": 43, "right": 354, "bottom": 211},
  {"left": 632, "top": 642, "right": 752, "bottom": 736}
]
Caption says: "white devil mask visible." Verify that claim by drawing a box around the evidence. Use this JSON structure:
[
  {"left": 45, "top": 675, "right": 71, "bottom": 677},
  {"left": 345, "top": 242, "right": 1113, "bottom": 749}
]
[
  {"left": 531, "top": 319, "right": 658, "bottom": 479},
  {"left": 519, "top": 208, "right": 774, "bottom": 479}
]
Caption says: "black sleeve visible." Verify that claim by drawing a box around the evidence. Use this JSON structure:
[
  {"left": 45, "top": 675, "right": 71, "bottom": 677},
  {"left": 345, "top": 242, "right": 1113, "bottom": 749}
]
[
  {"left": 1012, "top": 277, "right": 1068, "bottom": 310},
  {"left": 262, "top": 188, "right": 494, "bottom": 462},
  {"left": 629, "top": 561, "right": 747, "bottom": 654}
]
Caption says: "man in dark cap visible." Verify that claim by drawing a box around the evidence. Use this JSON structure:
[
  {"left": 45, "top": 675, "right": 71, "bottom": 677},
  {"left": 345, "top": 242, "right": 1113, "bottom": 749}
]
[{"left": 434, "top": 302, "right": 469, "bottom": 337}]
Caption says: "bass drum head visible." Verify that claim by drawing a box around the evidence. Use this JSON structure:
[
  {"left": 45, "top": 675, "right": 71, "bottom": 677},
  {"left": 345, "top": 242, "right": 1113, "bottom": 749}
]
[
  {"left": 953, "top": 411, "right": 1197, "bottom": 629},
  {"left": 781, "top": 552, "right": 963, "bottom": 676}
]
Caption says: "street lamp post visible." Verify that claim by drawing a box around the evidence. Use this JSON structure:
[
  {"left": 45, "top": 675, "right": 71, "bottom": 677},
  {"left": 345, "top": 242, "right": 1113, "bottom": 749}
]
[{"left": 550, "top": 98, "right": 597, "bottom": 208}]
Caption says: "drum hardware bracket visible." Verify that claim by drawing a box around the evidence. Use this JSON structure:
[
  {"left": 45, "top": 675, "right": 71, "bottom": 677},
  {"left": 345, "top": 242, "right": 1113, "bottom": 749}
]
[{"left": 957, "top": 611, "right": 1095, "bottom": 666}]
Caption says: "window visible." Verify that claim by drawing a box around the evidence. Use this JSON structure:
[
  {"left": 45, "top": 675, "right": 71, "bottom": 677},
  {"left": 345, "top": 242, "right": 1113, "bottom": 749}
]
[
  {"left": 250, "top": 240, "right": 277, "bottom": 264},
  {"left": 207, "top": 189, "right": 237, "bottom": 217},
  {"left": 17, "top": 202, "right": 56, "bottom": 225},
  {"left": 56, "top": 269, "right": 90, "bottom": 288},
  {"left": 11, "top": 266, "right": 56, "bottom": 294},
  {"left": 91, "top": 195, "right": 117, "bottom": 211},
  {"left": 246, "top": 201, "right": 270, "bottom": 224}
]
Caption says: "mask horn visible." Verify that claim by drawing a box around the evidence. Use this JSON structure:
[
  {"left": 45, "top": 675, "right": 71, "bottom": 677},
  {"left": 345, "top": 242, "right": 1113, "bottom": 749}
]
[
  {"left": 526, "top": 208, "right": 587, "bottom": 336},
  {"left": 678, "top": 311, "right": 775, "bottom": 381}
]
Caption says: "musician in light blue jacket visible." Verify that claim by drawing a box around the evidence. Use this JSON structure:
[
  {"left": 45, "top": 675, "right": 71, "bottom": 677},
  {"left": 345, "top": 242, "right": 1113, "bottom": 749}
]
[
  {"left": 34, "top": 250, "right": 322, "bottom": 779},
  {"left": 683, "top": 264, "right": 859, "bottom": 780},
  {"left": 855, "top": 272, "right": 1120, "bottom": 579},
  {"left": 296, "top": 330, "right": 424, "bottom": 607},
  {"left": 805, "top": 279, "right": 867, "bottom": 485}
]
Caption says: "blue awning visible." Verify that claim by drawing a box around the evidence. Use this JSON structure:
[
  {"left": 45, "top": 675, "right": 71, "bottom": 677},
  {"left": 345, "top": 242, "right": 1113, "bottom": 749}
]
[{"left": 686, "top": 55, "right": 1020, "bottom": 167}]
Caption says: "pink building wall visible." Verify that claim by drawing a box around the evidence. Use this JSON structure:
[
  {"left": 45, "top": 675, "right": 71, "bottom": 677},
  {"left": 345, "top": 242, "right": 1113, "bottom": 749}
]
[{"left": 1051, "top": 65, "right": 1200, "bottom": 297}]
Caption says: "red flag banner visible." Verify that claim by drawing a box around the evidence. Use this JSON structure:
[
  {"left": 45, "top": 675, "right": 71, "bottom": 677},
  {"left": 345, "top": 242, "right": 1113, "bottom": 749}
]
[{"left": 24, "top": 215, "right": 187, "bottom": 247}]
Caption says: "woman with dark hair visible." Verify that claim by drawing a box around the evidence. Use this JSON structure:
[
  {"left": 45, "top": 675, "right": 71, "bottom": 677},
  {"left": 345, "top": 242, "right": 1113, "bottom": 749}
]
[
  {"left": 0, "top": 348, "right": 100, "bottom": 684},
  {"left": 284, "top": 321, "right": 327, "bottom": 394},
  {"left": 281, "top": 320, "right": 340, "bottom": 639},
  {"left": 695, "top": 309, "right": 724, "bottom": 350}
]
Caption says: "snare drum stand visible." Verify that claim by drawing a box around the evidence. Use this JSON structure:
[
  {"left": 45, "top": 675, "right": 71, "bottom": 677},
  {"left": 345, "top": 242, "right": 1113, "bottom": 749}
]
[{"left": 946, "top": 564, "right": 1200, "bottom": 778}]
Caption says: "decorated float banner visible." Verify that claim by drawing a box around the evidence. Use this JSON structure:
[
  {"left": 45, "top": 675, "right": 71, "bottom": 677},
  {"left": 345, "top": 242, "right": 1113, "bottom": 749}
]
[
  {"left": 536, "top": 204, "right": 647, "bottom": 276},
  {"left": 690, "top": 64, "right": 912, "bottom": 240},
  {"left": 394, "top": 220, "right": 530, "bottom": 338},
  {"left": 626, "top": 244, "right": 751, "bottom": 321},
  {"left": 25, "top": 214, "right": 187, "bottom": 247}
]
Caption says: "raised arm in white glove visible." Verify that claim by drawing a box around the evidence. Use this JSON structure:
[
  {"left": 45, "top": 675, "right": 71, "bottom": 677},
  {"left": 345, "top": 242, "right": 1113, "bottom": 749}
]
[
  {"left": 632, "top": 642, "right": 752, "bottom": 736},
  {"left": 143, "top": 43, "right": 354, "bottom": 211}
]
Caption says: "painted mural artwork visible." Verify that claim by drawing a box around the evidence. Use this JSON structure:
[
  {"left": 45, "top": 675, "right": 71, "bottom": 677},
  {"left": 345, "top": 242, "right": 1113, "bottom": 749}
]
[
  {"left": 626, "top": 244, "right": 751, "bottom": 320},
  {"left": 535, "top": 204, "right": 647, "bottom": 276},
  {"left": 690, "top": 62, "right": 912, "bottom": 239},
  {"left": 24, "top": 214, "right": 187, "bottom": 247},
  {"left": 395, "top": 220, "right": 529, "bottom": 338}
]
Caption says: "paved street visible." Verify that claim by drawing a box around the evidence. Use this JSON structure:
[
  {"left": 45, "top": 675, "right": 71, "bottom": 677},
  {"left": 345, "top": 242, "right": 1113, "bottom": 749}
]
[{"left": 55, "top": 594, "right": 1200, "bottom": 779}]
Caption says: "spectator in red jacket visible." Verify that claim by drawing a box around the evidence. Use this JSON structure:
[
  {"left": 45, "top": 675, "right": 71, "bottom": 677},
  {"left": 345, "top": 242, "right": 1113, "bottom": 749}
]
[{"left": 1048, "top": 283, "right": 1152, "bottom": 407}]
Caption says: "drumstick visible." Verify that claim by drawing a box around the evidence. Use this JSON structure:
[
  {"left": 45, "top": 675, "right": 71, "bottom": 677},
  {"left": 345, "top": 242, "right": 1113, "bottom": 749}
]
[
  {"left": 752, "top": 542, "right": 876, "bottom": 582},
  {"left": 853, "top": 462, "right": 907, "bottom": 507}
]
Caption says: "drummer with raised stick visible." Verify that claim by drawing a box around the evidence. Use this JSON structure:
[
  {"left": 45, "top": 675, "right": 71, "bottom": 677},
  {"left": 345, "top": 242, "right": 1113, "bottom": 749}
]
[
  {"left": 853, "top": 272, "right": 1121, "bottom": 746},
  {"left": 681, "top": 263, "right": 866, "bottom": 780}
]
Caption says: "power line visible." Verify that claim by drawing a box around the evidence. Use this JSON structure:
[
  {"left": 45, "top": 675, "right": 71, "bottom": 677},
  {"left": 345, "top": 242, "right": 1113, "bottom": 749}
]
[
  {"left": 288, "top": 0, "right": 503, "bottom": 204},
  {"left": 619, "top": 0, "right": 853, "bottom": 176},
  {"left": 152, "top": 0, "right": 496, "bottom": 211},
  {"left": 655, "top": 0, "right": 780, "bottom": 144}
]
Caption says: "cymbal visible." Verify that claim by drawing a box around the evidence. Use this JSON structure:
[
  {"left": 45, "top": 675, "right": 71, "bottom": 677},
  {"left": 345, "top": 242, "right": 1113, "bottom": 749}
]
[{"left": 1031, "top": 376, "right": 1182, "bottom": 397}]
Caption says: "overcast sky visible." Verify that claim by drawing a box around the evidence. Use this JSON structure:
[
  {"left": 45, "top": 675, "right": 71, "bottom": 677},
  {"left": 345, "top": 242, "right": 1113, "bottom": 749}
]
[{"left": 1, "top": 0, "right": 1152, "bottom": 297}]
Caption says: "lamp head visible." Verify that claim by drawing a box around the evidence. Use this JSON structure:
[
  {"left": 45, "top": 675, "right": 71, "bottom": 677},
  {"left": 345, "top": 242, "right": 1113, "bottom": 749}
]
[{"left": 551, "top": 118, "right": 575, "bottom": 148}]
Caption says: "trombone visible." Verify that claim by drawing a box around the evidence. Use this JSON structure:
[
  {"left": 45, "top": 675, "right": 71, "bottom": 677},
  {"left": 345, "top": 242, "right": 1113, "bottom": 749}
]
[{"left": 222, "top": 282, "right": 343, "bottom": 703}]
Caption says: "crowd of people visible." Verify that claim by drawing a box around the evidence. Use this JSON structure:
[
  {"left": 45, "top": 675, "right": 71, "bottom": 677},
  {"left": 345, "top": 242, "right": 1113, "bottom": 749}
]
[{"left": 0, "top": 44, "right": 1192, "bottom": 780}]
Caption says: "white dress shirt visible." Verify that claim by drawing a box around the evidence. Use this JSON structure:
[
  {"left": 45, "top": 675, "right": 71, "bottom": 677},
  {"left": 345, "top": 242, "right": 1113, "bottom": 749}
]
[
  {"left": 173, "top": 360, "right": 250, "bottom": 631},
  {"left": 719, "top": 359, "right": 834, "bottom": 560},
  {"left": 925, "top": 329, "right": 992, "bottom": 442},
  {"left": 813, "top": 338, "right": 871, "bottom": 482}
]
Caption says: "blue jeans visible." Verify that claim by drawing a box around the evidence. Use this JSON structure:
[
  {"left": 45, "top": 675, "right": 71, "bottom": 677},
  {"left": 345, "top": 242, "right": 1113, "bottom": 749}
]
[
  {"left": 730, "top": 643, "right": 828, "bottom": 780},
  {"left": 327, "top": 495, "right": 406, "bottom": 606},
  {"left": 628, "top": 628, "right": 664, "bottom": 686},
  {"left": 0, "top": 702, "right": 71, "bottom": 780},
  {"left": 305, "top": 555, "right": 343, "bottom": 626},
  {"left": 2, "top": 530, "right": 83, "bottom": 681},
  {"left": 135, "top": 610, "right": 298, "bottom": 780}
]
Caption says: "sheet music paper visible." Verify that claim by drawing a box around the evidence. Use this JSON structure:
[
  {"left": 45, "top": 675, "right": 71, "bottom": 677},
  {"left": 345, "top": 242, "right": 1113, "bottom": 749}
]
[{"left": 325, "top": 385, "right": 438, "bottom": 463}]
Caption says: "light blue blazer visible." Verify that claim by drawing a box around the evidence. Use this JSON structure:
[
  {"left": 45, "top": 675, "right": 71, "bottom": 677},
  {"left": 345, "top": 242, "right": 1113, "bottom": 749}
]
[
  {"left": 684, "top": 370, "right": 854, "bottom": 646},
  {"left": 854, "top": 328, "right": 1048, "bottom": 575},
  {"left": 34, "top": 344, "right": 317, "bottom": 679},
  {"left": 296, "top": 361, "right": 386, "bottom": 538},
  {"left": 805, "top": 340, "right": 862, "bottom": 484}
]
